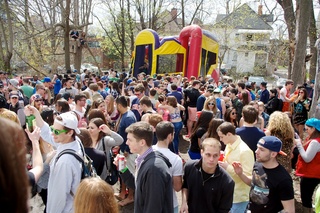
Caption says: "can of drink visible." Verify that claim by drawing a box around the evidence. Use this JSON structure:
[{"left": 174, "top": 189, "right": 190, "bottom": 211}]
[{"left": 118, "top": 155, "right": 125, "bottom": 171}]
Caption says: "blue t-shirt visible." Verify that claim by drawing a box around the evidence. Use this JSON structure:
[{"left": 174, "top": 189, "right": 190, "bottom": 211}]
[
  {"left": 196, "top": 95, "right": 206, "bottom": 111},
  {"left": 54, "top": 79, "right": 62, "bottom": 95},
  {"left": 167, "top": 91, "right": 183, "bottom": 104},
  {"left": 236, "top": 126, "right": 265, "bottom": 158},
  {"left": 118, "top": 110, "right": 136, "bottom": 152}
]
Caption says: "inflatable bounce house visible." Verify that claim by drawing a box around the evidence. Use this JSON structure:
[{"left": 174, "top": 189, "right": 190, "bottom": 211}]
[{"left": 131, "top": 25, "right": 220, "bottom": 82}]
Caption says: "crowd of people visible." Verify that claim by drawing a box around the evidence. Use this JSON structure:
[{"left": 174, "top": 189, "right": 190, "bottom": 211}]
[{"left": 0, "top": 68, "right": 319, "bottom": 213}]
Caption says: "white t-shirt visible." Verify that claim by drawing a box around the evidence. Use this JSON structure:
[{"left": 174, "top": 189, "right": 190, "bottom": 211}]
[
  {"left": 279, "top": 87, "right": 287, "bottom": 101},
  {"left": 152, "top": 145, "right": 184, "bottom": 208}
]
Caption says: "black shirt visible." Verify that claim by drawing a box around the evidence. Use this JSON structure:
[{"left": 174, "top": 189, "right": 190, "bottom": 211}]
[{"left": 248, "top": 162, "right": 294, "bottom": 213}]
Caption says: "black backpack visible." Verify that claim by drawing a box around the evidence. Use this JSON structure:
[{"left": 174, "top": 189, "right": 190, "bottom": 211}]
[
  {"left": 55, "top": 145, "right": 98, "bottom": 179},
  {"left": 102, "top": 138, "right": 119, "bottom": 185}
]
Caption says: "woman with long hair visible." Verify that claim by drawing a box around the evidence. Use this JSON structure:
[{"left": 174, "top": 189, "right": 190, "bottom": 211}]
[
  {"left": 203, "top": 96, "right": 221, "bottom": 118},
  {"left": 158, "top": 95, "right": 185, "bottom": 154},
  {"left": 295, "top": 118, "right": 320, "bottom": 213},
  {"left": 105, "top": 94, "right": 119, "bottom": 127},
  {"left": 241, "top": 90, "right": 250, "bottom": 106},
  {"left": 30, "top": 94, "right": 45, "bottom": 113},
  {"left": 188, "top": 111, "right": 214, "bottom": 159},
  {"left": 265, "top": 111, "right": 295, "bottom": 173},
  {"left": 74, "top": 177, "right": 118, "bottom": 213},
  {"left": 110, "top": 81, "right": 120, "bottom": 99},
  {"left": 224, "top": 107, "right": 238, "bottom": 128},
  {"left": 0, "top": 118, "right": 30, "bottom": 213},
  {"left": 87, "top": 118, "right": 123, "bottom": 180},
  {"left": 293, "top": 88, "right": 310, "bottom": 139},
  {"left": 77, "top": 128, "right": 106, "bottom": 176},
  {"left": 201, "top": 118, "right": 225, "bottom": 150}
]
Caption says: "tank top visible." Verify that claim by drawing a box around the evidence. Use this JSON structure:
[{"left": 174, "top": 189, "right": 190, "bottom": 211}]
[{"left": 169, "top": 107, "right": 181, "bottom": 120}]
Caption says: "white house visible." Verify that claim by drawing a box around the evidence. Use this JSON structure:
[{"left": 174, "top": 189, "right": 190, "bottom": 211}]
[{"left": 212, "top": 3, "right": 273, "bottom": 74}]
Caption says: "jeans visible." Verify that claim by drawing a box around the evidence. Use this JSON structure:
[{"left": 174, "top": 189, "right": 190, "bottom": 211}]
[
  {"left": 172, "top": 121, "right": 183, "bottom": 154},
  {"left": 231, "top": 201, "right": 249, "bottom": 213}
]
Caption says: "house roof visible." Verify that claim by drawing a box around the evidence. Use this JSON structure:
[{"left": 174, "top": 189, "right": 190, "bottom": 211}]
[{"left": 213, "top": 3, "right": 272, "bottom": 30}]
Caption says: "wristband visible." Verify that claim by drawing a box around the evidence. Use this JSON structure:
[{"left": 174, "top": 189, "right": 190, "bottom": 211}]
[{"left": 120, "top": 167, "right": 128, "bottom": 173}]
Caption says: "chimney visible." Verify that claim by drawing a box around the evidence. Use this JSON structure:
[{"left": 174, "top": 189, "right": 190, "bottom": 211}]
[
  {"left": 258, "top": 5, "right": 263, "bottom": 16},
  {"left": 171, "top": 8, "right": 177, "bottom": 20}
]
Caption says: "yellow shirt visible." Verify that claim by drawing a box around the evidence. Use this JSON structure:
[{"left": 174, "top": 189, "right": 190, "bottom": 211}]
[{"left": 224, "top": 135, "right": 254, "bottom": 203}]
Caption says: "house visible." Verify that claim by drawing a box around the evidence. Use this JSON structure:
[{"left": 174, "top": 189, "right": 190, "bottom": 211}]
[{"left": 212, "top": 3, "right": 273, "bottom": 74}]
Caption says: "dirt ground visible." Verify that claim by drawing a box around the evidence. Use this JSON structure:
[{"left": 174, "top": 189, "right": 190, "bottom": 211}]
[{"left": 30, "top": 128, "right": 311, "bottom": 213}]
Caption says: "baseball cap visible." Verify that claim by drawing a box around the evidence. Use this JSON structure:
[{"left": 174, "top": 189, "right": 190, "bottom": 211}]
[
  {"left": 258, "top": 136, "right": 287, "bottom": 156},
  {"left": 42, "top": 77, "right": 51, "bottom": 83},
  {"left": 213, "top": 88, "right": 221, "bottom": 93},
  {"left": 9, "top": 79, "right": 20, "bottom": 89},
  {"left": 73, "top": 69, "right": 78, "bottom": 73},
  {"left": 306, "top": 118, "right": 320, "bottom": 132},
  {"left": 55, "top": 112, "right": 80, "bottom": 134},
  {"left": 0, "top": 81, "right": 3, "bottom": 88},
  {"left": 9, "top": 92, "right": 19, "bottom": 99},
  {"left": 30, "top": 94, "right": 43, "bottom": 103}
]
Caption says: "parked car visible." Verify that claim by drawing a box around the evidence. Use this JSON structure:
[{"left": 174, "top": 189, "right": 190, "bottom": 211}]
[
  {"left": 274, "top": 78, "right": 287, "bottom": 88},
  {"left": 248, "top": 76, "right": 265, "bottom": 86}
]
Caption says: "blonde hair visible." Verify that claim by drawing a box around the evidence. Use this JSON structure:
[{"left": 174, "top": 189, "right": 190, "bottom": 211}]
[
  {"left": 267, "top": 111, "right": 294, "bottom": 172},
  {"left": 105, "top": 95, "right": 115, "bottom": 116},
  {"left": 74, "top": 178, "right": 118, "bottom": 213},
  {"left": 203, "top": 96, "right": 217, "bottom": 114},
  {"left": 201, "top": 138, "right": 221, "bottom": 151}
]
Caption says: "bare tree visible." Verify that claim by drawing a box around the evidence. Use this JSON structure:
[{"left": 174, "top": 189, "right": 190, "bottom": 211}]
[
  {"left": 308, "top": 2, "right": 317, "bottom": 82},
  {"left": 276, "top": 0, "right": 296, "bottom": 79},
  {"left": 291, "top": 0, "right": 312, "bottom": 87},
  {"left": 0, "top": 0, "right": 14, "bottom": 73}
]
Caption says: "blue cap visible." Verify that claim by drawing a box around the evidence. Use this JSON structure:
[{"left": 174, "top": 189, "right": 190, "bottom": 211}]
[
  {"left": 258, "top": 136, "right": 287, "bottom": 155},
  {"left": 127, "top": 79, "right": 133, "bottom": 86},
  {"left": 306, "top": 118, "right": 320, "bottom": 131},
  {"left": 42, "top": 77, "right": 51, "bottom": 83}
]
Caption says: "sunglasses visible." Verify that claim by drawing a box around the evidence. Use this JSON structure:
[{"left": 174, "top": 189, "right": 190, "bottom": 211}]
[
  {"left": 231, "top": 112, "right": 237, "bottom": 115},
  {"left": 11, "top": 97, "right": 18, "bottom": 99},
  {"left": 35, "top": 99, "right": 42, "bottom": 102},
  {"left": 208, "top": 103, "right": 215, "bottom": 106},
  {"left": 50, "top": 126, "right": 68, "bottom": 135}
]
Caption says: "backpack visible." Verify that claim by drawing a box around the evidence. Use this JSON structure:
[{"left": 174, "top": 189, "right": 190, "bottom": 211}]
[
  {"left": 102, "top": 138, "right": 119, "bottom": 185},
  {"left": 55, "top": 145, "right": 98, "bottom": 179}
]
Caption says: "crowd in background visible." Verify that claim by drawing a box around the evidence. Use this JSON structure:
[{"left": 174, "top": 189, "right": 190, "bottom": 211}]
[{"left": 0, "top": 68, "right": 319, "bottom": 213}]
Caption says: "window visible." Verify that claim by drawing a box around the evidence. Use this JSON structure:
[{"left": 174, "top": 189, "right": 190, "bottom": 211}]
[{"left": 246, "top": 34, "right": 253, "bottom": 41}]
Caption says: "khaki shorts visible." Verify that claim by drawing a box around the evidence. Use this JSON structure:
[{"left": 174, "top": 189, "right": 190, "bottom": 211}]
[{"left": 188, "top": 107, "right": 197, "bottom": 122}]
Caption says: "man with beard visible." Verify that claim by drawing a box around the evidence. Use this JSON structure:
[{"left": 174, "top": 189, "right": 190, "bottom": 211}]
[{"left": 232, "top": 136, "right": 295, "bottom": 213}]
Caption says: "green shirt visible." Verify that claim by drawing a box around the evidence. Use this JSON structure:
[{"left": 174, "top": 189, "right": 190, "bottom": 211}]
[{"left": 20, "top": 85, "right": 34, "bottom": 98}]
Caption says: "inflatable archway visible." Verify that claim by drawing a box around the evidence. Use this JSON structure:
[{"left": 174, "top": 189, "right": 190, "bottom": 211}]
[{"left": 132, "top": 25, "right": 219, "bottom": 82}]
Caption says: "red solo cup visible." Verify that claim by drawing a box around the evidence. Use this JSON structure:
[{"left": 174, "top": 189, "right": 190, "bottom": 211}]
[{"left": 219, "top": 151, "right": 224, "bottom": 161}]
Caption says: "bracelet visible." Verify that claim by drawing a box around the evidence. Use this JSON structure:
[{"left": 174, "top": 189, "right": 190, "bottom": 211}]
[{"left": 120, "top": 167, "right": 128, "bottom": 173}]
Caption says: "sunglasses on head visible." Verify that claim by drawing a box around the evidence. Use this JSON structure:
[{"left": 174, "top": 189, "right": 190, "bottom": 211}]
[{"left": 50, "top": 126, "right": 68, "bottom": 135}]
